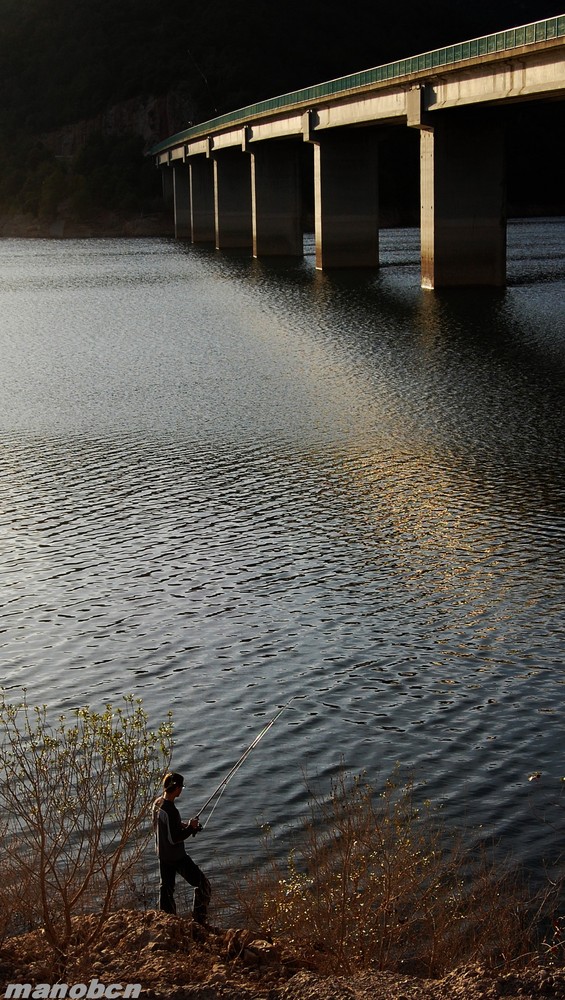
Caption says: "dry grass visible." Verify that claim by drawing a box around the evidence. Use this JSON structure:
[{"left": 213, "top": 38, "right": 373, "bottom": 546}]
[{"left": 225, "top": 770, "right": 541, "bottom": 977}]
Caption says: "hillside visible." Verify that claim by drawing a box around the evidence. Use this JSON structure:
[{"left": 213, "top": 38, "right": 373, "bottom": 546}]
[{"left": 0, "top": 0, "right": 564, "bottom": 230}]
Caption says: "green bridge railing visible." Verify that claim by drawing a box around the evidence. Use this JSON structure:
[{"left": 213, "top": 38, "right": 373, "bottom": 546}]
[{"left": 150, "top": 14, "right": 565, "bottom": 156}]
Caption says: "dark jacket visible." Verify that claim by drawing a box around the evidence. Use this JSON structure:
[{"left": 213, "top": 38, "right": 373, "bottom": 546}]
[{"left": 152, "top": 796, "right": 196, "bottom": 864}]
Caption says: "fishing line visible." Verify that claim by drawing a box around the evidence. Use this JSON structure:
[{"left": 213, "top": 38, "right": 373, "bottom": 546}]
[
  {"left": 194, "top": 667, "right": 386, "bottom": 829},
  {"left": 200, "top": 780, "right": 227, "bottom": 830},
  {"left": 196, "top": 697, "right": 295, "bottom": 825}
]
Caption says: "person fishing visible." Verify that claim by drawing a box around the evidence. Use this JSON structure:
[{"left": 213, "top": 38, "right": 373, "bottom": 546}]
[
  {"left": 151, "top": 703, "right": 292, "bottom": 922},
  {"left": 152, "top": 771, "right": 211, "bottom": 924}
]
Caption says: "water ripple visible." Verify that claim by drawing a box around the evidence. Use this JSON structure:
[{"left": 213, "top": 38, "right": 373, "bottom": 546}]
[{"left": 0, "top": 229, "right": 564, "bottom": 877}]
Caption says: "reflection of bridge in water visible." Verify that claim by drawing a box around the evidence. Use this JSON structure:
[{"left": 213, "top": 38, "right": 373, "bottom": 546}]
[{"left": 151, "top": 15, "right": 565, "bottom": 288}]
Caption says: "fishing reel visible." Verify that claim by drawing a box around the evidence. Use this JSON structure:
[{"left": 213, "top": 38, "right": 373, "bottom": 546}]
[{"left": 183, "top": 818, "right": 203, "bottom": 835}]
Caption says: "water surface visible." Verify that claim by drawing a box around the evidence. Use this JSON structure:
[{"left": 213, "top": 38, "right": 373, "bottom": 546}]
[{"left": 0, "top": 223, "right": 564, "bottom": 886}]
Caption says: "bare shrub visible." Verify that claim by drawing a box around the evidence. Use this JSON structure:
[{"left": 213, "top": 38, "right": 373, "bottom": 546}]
[
  {"left": 0, "top": 693, "right": 173, "bottom": 959},
  {"left": 230, "top": 769, "right": 535, "bottom": 976},
  {"left": 0, "top": 850, "right": 37, "bottom": 945}
]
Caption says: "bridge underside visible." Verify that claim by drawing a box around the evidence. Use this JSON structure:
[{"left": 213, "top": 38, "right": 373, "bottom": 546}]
[{"left": 159, "top": 91, "right": 565, "bottom": 289}]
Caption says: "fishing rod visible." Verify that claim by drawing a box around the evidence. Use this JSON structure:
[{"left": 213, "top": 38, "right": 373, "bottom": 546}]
[{"left": 196, "top": 699, "right": 294, "bottom": 826}]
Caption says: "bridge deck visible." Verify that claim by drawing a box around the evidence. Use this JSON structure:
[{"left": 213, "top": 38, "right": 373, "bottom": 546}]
[{"left": 150, "top": 14, "right": 565, "bottom": 156}]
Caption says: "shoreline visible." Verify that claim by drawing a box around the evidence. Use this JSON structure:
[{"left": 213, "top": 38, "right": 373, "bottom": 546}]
[
  {"left": 0, "top": 213, "right": 172, "bottom": 240},
  {"left": 1, "top": 910, "right": 564, "bottom": 1000},
  {"left": 1, "top": 211, "right": 564, "bottom": 242}
]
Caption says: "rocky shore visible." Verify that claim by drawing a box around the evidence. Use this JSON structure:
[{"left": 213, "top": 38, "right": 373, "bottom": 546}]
[{"left": 1, "top": 910, "right": 564, "bottom": 1000}]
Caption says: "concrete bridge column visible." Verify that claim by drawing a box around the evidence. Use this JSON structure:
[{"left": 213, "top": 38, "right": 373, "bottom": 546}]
[
  {"left": 420, "top": 114, "right": 506, "bottom": 288},
  {"left": 213, "top": 149, "right": 253, "bottom": 249},
  {"left": 189, "top": 157, "right": 215, "bottom": 243},
  {"left": 313, "top": 129, "right": 379, "bottom": 269},
  {"left": 251, "top": 141, "right": 303, "bottom": 256},
  {"left": 173, "top": 163, "right": 191, "bottom": 239}
]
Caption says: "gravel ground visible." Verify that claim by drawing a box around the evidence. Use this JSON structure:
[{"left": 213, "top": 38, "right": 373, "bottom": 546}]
[{"left": 2, "top": 910, "right": 564, "bottom": 1000}]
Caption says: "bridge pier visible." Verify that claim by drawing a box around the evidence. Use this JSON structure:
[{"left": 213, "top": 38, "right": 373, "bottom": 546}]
[
  {"left": 173, "top": 164, "right": 191, "bottom": 239},
  {"left": 420, "top": 113, "right": 506, "bottom": 288},
  {"left": 313, "top": 130, "right": 379, "bottom": 269},
  {"left": 251, "top": 141, "right": 303, "bottom": 257},
  {"left": 190, "top": 157, "right": 215, "bottom": 243},
  {"left": 214, "top": 149, "right": 253, "bottom": 249}
]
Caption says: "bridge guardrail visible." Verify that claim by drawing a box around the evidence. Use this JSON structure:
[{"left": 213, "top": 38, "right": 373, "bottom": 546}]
[{"left": 149, "top": 14, "right": 565, "bottom": 155}]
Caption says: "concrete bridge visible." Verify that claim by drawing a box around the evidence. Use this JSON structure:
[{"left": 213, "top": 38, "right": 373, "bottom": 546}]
[{"left": 151, "top": 14, "right": 565, "bottom": 288}]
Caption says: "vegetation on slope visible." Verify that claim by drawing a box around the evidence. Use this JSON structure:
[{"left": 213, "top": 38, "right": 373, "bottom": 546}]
[{"left": 0, "top": 695, "right": 563, "bottom": 989}]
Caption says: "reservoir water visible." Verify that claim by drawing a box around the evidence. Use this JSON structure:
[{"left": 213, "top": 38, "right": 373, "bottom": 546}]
[{"left": 0, "top": 223, "right": 564, "bottom": 890}]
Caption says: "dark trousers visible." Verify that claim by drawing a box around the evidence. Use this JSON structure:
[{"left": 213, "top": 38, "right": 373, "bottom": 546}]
[{"left": 158, "top": 855, "right": 211, "bottom": 923}]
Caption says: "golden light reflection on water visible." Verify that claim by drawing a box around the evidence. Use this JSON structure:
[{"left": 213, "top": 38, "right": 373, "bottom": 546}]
[{"left": 304, "top": 435, "right": 550, "bottom": 656}]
